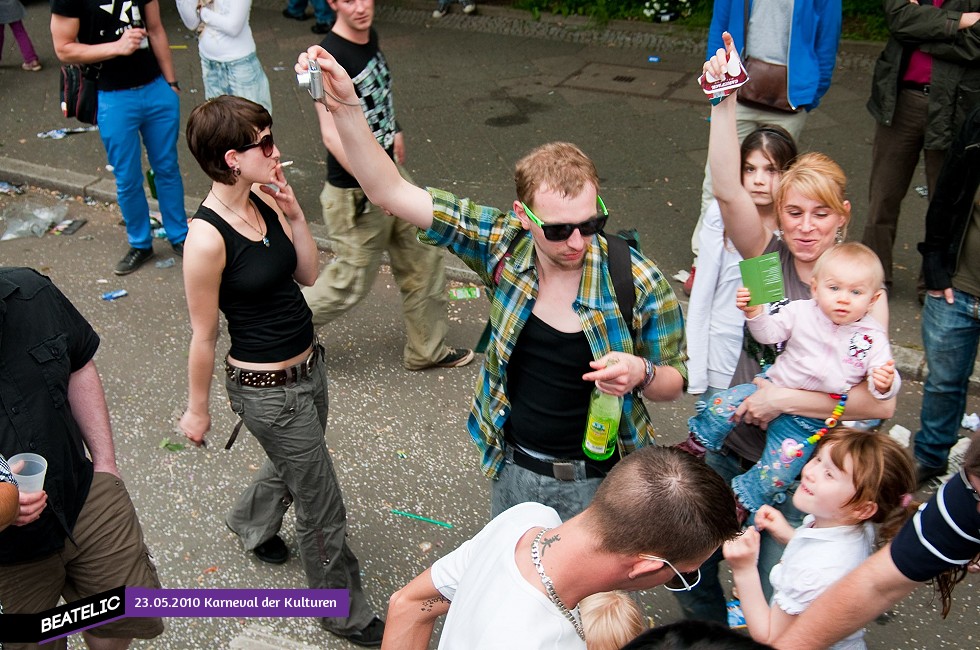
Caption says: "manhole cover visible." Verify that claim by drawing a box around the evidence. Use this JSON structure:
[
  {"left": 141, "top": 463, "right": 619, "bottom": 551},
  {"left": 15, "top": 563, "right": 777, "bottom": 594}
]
[{"left": 560, "top": 63, "right": 686, "bottom": 99}]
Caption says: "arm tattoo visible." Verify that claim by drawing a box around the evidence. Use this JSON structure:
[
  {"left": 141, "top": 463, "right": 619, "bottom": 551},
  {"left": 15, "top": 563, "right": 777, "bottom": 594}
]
[{"left": 421, "top": 595, "right": 450, "bottom": 612}]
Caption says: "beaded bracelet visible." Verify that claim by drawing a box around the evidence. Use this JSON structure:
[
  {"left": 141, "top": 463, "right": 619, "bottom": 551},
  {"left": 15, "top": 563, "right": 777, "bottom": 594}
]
[{"left": 788, "top": 391, "right": 848, "bottom": 458}]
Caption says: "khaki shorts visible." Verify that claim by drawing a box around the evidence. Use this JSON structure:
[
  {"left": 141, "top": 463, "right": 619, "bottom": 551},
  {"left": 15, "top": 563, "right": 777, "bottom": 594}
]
[{"left": 0, "top": 472, "right": 163, "bottom": 649}]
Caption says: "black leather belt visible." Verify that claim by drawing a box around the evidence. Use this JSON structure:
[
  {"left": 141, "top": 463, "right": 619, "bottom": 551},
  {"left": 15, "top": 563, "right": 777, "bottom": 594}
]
[
  {"left": 901, "top": 82, "right": 930, "bottom": 95},
  {"left": 510, "top": 446, "right": 607, "bottom": 481}
]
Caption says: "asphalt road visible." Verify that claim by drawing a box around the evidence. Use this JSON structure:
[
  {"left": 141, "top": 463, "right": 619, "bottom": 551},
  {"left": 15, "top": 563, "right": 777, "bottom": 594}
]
[{"left": 0, "top": 186, "right": 975, "bottom": 650}]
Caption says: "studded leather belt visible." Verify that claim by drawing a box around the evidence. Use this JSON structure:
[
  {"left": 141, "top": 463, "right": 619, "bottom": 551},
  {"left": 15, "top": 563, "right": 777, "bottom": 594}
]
[{"left": 225, "top": 345, "right": 320, "bottom": 388}]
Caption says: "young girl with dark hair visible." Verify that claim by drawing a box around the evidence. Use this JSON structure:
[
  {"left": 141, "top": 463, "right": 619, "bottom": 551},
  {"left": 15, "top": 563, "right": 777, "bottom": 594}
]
[{"left": 685, "top": 124, "right": 797, "bottom": 403}]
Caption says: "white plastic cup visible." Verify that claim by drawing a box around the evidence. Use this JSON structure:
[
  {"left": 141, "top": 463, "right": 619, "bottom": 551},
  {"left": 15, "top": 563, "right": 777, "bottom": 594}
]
[{"left": 8, "top": 453, "right": 47, "bottom": 493}]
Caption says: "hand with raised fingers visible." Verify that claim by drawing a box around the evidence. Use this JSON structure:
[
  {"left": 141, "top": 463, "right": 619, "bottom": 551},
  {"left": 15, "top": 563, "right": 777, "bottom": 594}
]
[{"left": 703, "top": 31, "right": 740, "bottom": 83}]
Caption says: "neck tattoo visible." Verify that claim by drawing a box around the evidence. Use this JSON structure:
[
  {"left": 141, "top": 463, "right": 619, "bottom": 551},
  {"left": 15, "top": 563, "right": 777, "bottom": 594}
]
[
  {"left": 540, "top": 532, "right": 560, "bottom": 556},
  {"left": 210, "top": 191, "right": 269, "bottom": 247},
  {"left": 531, "top": 528, "right": 584, "bottom": 641}
]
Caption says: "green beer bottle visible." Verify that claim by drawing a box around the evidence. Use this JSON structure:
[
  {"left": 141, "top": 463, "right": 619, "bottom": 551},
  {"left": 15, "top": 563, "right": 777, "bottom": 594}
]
[
  {"left": 582, "top": 361, "right": 623, "bottom": 461},
  {"left": 145, "top": 168, "right": 157, "bottom": 200}
]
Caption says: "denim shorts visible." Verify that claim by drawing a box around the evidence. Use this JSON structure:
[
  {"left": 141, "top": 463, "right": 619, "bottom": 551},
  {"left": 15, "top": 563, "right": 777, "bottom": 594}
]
[{"left": 201, "top": 52, "right": 272, "bottom": 114}]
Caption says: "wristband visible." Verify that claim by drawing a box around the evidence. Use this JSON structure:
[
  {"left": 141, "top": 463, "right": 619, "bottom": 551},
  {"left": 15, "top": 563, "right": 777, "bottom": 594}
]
[
  {"left": 168, "top": 81, "right": 180, "bottom": 90},
  {"left": 638, "top": 358, "right": 656, "bottom": 391}
]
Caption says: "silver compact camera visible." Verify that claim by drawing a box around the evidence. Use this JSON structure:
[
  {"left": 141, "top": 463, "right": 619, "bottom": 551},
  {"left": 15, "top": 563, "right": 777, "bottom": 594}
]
[{"left": 297, "top": 59, "right": 324, "bottom": 101}]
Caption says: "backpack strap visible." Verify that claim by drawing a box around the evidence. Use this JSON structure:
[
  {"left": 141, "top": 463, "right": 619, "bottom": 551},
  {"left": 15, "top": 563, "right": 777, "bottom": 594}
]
[
  {"left": 492, "top": 230, "right": 525, "bottom": 285},
  {"left": 476, "top": 231, "right": 527, "bottom": 353},
  {"left": 605, "top": 234, "right": 636, "bottom": 342}
]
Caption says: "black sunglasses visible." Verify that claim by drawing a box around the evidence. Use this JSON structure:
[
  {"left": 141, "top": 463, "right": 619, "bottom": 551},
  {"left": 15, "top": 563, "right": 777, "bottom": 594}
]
[
  {"left": 521, "top": 196, "right": 610, "bottom": 242},
  {"left": 237, "top": 133, "right": 275, "bottom": 157}
]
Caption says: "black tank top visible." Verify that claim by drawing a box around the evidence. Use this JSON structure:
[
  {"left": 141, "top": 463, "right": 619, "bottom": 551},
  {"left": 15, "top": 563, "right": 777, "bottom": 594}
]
[
  {"left": 193, "top": 193, "right": 314, "bottom": 363},
  {"left": 504, "top": 313, "right": 596, "bottom": 460}
]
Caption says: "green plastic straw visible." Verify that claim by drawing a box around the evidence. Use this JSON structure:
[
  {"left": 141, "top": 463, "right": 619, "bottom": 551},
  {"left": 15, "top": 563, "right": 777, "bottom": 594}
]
[{"left": 390, "top": 509, "right": 453, "bottom": 529}]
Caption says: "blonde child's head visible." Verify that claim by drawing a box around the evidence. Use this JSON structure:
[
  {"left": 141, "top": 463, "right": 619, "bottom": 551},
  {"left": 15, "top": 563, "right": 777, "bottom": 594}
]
[
  {"left": 793, "top": 427, "right": 916, "bottom": 537},
  {"left": 809, "top": 243, "right": 886, "bottom": 325},
  {"left": 579, "top": 590, "right": 647, "bottom": 650}
]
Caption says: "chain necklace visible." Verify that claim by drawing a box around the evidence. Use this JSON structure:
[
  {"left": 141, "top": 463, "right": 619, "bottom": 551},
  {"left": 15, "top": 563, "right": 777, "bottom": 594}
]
[
  {"left": 209, "top": 191, "right": 269, "bottom": 247},
  {"left": 531, "top": 528, "right": 585, "bottom": 641}
]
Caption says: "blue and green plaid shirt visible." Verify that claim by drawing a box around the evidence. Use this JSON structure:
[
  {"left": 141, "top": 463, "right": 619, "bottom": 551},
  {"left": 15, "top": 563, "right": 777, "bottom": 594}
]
[{"left": 421, "top": 188, "right": 687, "bottom": 479}]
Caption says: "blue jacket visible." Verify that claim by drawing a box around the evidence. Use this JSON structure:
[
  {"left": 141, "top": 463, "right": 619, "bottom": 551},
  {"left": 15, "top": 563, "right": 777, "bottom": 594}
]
[{"left": 707, "top": 0, "right": 842, "bottom": 111}]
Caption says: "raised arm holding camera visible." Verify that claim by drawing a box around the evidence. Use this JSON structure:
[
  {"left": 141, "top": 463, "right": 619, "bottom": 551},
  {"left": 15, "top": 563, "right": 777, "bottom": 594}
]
[{"left": 296, "top": 45, "right": 687, "bottom": 523}]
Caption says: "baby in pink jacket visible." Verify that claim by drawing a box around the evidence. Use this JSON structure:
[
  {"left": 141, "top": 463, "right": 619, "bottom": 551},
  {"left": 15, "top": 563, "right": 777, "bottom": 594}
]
[{"left": 683, "top": 243, "right": 897, "bottom": 519}]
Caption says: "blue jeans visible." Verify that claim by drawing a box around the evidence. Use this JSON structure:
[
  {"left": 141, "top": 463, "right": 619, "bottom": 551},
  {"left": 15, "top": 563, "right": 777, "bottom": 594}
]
[
  {"left": 490, "top": 446, "right": 605, "bottom": 522},
  {"left": 693, "top": 385, "right": 727, "bottom": 414},
  {"left": 915, "top": 290, "right": 980, "bottom": 469},
  {"left": 97, "top": 76, "right": 186, "bottom": 249},
  {"left": 690, "top": 381, "right": 823, "bottom": 511},
  {"left": 286, "top": 0, "right": 334, "bottom": 23},
  {"left": 201, "top": 52, "right": 272, "bottom": 115},
  {"left": 672, "top": 448, "right": 804, "bottom": 625}
]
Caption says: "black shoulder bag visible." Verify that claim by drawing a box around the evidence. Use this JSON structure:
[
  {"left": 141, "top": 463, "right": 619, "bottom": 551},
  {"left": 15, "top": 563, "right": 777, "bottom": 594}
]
[{"left": 60, "top": 64, "right": 100, "bottom": 126}]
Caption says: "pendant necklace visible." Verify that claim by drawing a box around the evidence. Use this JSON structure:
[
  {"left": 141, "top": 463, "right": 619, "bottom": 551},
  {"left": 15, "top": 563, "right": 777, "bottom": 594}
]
[
  {"left": 531, "top": 528, "right": 585, "bottom": 641},
  {"left": 210, "top": 191, "right": 269, "bottom": 247}
]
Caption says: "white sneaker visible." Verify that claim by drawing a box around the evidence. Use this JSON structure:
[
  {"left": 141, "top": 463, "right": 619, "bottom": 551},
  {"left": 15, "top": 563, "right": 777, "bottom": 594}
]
[
  {"left": 462, "top": 2, "right": 477, "bottom": 14},
  {"left": 432, "top": 5, "right": 449, "bottom": 17}
]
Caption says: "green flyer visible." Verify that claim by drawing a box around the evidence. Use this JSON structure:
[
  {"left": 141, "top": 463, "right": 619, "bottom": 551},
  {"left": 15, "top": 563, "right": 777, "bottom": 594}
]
[{"left": 739, "top": 252, "right": 784, "bottom": 306}]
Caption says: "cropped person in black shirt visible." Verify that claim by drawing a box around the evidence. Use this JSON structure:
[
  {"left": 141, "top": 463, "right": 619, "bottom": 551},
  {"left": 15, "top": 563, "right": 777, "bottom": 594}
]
[
  {"left": 181, "top": 96, "right": 384, "bottom": 647},
  {"left": 0, "top": 268, "right": 164, "bottom": 648}
]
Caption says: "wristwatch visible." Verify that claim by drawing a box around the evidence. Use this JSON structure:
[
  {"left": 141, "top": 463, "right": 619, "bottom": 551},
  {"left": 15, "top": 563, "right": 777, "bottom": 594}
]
[{"left": 168, "top": 81, "right": 180, "bottom": 90}]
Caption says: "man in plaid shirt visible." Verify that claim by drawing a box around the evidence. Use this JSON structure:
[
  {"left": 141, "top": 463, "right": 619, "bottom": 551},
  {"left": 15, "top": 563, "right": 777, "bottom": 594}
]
[{"left": 299, "top": 48, "right": 687, "bottom": 520}]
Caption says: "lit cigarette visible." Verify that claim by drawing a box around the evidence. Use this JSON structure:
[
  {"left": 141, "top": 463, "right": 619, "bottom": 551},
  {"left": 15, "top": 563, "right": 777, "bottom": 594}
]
[{"left": 281, "top": 160, "right": 294, "bottom": 167}]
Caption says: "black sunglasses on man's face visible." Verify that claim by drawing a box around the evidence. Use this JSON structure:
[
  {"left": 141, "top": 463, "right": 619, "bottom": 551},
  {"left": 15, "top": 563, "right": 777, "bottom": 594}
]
[{"left": 521, "top": 196, "right": 609, "bottom": 242}]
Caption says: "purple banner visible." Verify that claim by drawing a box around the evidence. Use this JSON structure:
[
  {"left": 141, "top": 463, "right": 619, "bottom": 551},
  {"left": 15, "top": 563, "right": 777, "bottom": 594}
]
[{"left": 125, "top": 588, "right": 349, "bottom": 618}]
